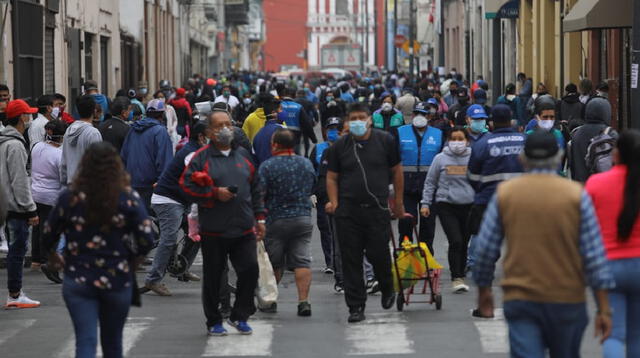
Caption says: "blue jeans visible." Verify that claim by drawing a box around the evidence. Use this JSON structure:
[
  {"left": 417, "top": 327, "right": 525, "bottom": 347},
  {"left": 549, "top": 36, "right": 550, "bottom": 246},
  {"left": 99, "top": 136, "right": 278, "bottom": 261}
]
[
  {"left": 603, "top": 258, "right": 640, "bottom": 358},
  {"left": 146, "top": 203, "right": 185, "bottom": 285},
  {"left": 504, "top": 300, "right": 588, "bottom": 358},
  {"left": 63, "top": 277, "right": 132, "bottom": 358},
  {"left": 6, "top": 219, "right": 30, "bottom": 293}
]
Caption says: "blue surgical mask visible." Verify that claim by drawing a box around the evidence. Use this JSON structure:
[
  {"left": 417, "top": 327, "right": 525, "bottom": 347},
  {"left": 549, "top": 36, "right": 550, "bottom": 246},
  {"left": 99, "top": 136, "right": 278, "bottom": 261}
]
[
  {"left": 327, "top": 128, "right": 339, "bottom": 142},
  {"left": 470, "top": 120, "right": 487, "bottom": 133},
  {"left": 326, "top": 96, "right": 334, "bottom": 102},
  {"left": 349, "top": 120, "right": 368, "bottom": 137}
]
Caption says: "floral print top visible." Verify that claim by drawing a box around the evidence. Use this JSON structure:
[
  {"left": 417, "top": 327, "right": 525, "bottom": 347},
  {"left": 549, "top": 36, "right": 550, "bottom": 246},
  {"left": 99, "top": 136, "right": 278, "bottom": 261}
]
[{"left": 42, "top": 189, "right": 154, "bottom": 290}]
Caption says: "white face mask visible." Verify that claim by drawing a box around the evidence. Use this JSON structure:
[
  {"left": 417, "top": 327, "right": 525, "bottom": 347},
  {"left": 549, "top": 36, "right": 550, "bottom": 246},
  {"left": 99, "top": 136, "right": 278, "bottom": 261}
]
[
  {"left": 381, "top": 102, "right": 393, "bottom": 112},
  {"left": 51, "top": 107, "right": 60, "bottom": 119},
  {"left": 448, "top": 141, "right": 467, "bottom": 155},
  {"left": 23, "top": 115, "right": 32, "bottom": 129},
  {"left": 538, "top": 119, "right": 555, "bottom": 131},
  {"left": 412, "top": 115, "right": 428, "bottom": 128}
]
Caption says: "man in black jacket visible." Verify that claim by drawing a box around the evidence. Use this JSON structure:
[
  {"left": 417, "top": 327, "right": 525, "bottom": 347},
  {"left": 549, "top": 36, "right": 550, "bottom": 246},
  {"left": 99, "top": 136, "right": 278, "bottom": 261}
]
[
  {"left": 99, "top": 96, "right": 131, "bottom": 153},
  {"left": 557, "top": 83, "right": 584, "bottom": 131}
]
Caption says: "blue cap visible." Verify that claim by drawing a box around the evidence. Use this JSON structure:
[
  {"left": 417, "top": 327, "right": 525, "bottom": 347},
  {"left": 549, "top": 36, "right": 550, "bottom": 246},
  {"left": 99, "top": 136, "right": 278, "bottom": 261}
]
[
  {"left": 146, "top": 98, "right": 166, "bottom": 112},
  {"left": 474, "top": 89, "right": 487, "bottom": 104},
  {"left": 466, "top": 104, "right": 488, "bottom": 119},
  {"left": 426, "top": 98, "right": 439, "bottom": 107},
  {"left": 413, "top": 101, "right": 429, "bottom": 114}
]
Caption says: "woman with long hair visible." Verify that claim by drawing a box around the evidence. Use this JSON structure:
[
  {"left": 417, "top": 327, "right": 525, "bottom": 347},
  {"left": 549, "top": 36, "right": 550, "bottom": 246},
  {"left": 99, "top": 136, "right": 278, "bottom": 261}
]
[
  {"left": 42, "top": 142, "right": 154, "bottom": 358},
  {"left": 585, "top": 129, "right": 640, "bottom": 357}
]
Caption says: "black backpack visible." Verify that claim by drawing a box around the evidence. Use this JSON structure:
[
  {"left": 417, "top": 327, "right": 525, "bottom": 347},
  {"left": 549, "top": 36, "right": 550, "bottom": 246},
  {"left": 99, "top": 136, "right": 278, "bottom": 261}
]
[{"left": 585, "top": 127, "right": 618, "bottom": 175}]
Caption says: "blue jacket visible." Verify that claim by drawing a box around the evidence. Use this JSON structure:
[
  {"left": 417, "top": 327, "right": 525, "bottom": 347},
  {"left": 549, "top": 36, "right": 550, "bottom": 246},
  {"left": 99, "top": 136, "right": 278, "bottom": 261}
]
[
  {"left": 314, "top": 142, "right": 330, "bottom": 166},
  {"left": 154, "top": 140, "right": 201, "bottom": 205},
  {"left": 278, "top": 100, "right": 302, "bottom": 130},
  {"left": 121, "top": 118, "right": 173, "bottom": 188},
  {"left": 467, "top": 127, "right": 525, "bottom": 205},
  {"left": 92, "top": 94, "right": 110, "bottom": 122},
  {"left": 253, "top": 120, "right": 284, "bottom": 166},
  {"left": 397, "top": 124, "right": 442, "bottom": 194}
]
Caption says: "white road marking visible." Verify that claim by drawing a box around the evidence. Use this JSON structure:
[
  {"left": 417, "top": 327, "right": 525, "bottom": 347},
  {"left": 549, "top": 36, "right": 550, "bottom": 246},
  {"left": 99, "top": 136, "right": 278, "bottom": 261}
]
[
  {"left": 0, "top": 319, "right": 36, "bottom": 346},
  {"left": 202, "top": 320, "right": 274, "bottom": 357},
  {"left": 56, "top": 317, "right": 155, "bottom": 358},
  {"left": 346, "top": 312, "right": 414, "bottom": 355},
  {"left": 473, "top": 308, "right": 509, "bottom": 354}
]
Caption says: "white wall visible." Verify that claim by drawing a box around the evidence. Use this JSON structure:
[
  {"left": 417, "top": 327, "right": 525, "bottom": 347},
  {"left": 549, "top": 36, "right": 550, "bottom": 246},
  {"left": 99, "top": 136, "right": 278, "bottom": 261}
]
[{"left": 120, "top": 0, "right": 145, "bottom": 41}]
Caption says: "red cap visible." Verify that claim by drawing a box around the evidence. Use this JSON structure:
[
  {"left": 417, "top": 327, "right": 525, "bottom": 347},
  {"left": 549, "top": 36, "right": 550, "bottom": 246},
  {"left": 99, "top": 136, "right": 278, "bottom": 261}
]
[
  {"left": 6, "top": 99, "right": 37, "bottom": 118},
  {"left": 206, "top": 78, "right": 216, "bottom": 86},
  {"left": 176, "top": 88, "right": 186, "bottom": 97}
]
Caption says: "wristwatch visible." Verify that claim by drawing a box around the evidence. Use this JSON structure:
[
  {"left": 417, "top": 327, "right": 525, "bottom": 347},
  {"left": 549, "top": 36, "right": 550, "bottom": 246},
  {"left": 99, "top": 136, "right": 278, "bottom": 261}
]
[{"left": 257, "top": 219, "right": 266, "bottom": 224}]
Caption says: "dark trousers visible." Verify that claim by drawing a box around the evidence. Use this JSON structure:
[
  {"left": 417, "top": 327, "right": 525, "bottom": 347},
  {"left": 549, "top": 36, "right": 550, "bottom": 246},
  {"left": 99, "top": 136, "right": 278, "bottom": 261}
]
[
  {"left": 32, "top": 203, "right": 53, "bottom": 264},
  {"left": 6, "top": 219, "right": 29, "bottom": 293},
  {"left": 201, "top": 235, "right": 258, "bottom": 326},
  {"left": 335, "top": 204, "right": 392, "bottom": 310},
  {"left": 132, "top": 186, "right": 153, "bottom": 214},
  {"left": 316, "top": 197, "right": 333, "bottom": 268},
  {"left": 437, "top": 202, "right": 472, "bottom": 280},
  {"left": 399, "top": 192, "right": 437, "bottom": 254}
]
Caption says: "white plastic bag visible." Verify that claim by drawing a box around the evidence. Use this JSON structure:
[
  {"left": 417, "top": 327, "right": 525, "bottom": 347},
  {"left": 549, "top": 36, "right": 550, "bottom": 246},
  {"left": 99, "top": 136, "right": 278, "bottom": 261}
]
[{"left": 256, "top": 241, "right": 278, "bottom": 308}]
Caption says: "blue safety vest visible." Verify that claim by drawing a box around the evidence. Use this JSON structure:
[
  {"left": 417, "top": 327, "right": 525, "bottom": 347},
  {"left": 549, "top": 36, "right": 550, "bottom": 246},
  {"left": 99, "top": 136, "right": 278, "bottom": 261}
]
[
  {"left": 315, "top": 142, "right": 330, "bottom": 165},
  {"left": 278, "top": 100, "right": 302, "bottom": 130},
  {"left": 397, "top": 124, "right": 442, "bottom": 172}
]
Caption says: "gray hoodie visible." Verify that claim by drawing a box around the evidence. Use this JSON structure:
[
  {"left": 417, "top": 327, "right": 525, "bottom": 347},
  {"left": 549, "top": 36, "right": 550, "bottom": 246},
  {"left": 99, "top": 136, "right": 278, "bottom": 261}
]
[
  {"left": 421, "top": 146, "right": 475, "bottom": 207},
  {"left": 60, "top": 120, "right": 102, "bottom": 185},
  {"left": 0, "top": 126, "right": 37, "bottom": 217}
]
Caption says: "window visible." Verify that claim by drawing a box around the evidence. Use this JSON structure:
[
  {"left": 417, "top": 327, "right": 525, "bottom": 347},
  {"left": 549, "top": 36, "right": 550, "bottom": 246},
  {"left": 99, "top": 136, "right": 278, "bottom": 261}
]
[
  {"left": 44, "top": 27, "right": 55, "bottom": 94},
  {"left": 336, "top": 0, "right": 348, "bottom": 15},
  {"left": 84, "top": 32, "right": 94, "bottom": 83},
  {"left": 100, "top": 36, "right": 109, "bottom": 95}
]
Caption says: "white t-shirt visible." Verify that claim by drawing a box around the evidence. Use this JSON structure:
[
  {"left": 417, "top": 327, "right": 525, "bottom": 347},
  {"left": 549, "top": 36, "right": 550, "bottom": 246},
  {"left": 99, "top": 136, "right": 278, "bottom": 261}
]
[
  {"left": 31, "top": 142, "right": 63, "bottom": 206},
  {"left": 214, "top": 95, "right": 240, "bottom": 109},
  {"left": 29, "top": 113, "right": 49, "bottom": 150}
]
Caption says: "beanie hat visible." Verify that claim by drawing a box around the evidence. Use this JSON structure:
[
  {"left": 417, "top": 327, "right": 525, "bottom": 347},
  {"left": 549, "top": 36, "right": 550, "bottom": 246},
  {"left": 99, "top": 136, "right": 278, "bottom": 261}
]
[
  {"left": 585, "top": 97, "right": 612, "bottom": 125},
  {"left": 491, "top": 104, "right": 512, "bottom": 123},
  {"left": 524, "top": 130, "right": 559, "bottom": 160}
]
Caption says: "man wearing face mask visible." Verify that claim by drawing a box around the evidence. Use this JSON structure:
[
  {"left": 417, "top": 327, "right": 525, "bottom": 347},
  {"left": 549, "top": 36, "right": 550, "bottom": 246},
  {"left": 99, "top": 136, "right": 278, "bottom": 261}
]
[
  {"left": 395, "top": 102, "right": 443, "bottom": 254},
  {"left": 276, "top": 86, "right": 317, "bottom": 154},
  {"left": 0, "top": 99, "right": 41, "bottom": 309},
  {"left": 466, "top": 104, "right": 489, "bottom": 145},
  {"left": 526, "top": 99, "right": 565, "bottom": 151},
  {"left": 99, "top": 96, "right": 132, "bottom": 153},
  {"left": 52, "top": 93, "right": 74, "bottom": 125},
  {"left": 180, "top": 111, "right": 265, "bottom": 336},
  {"left": 243, "top": 93, "right": 278, "bottom": 143},
  {"left": 252, "top": 99, "right": 284, "bottom": 165},
  {"left": 28, "top": 94, "right": 56, "bottom": 150},
  {"left": 447, "top": 87, "right": 472, "bottom": 127},
  {"left": 326, "top": 103, "right": 405, "bottom": 323},
  {"left": 372, "top": 93, "right": 404, "bottom": 133},
  {"left": 214, "top": 85, "right": 240, "bottom": 111}
]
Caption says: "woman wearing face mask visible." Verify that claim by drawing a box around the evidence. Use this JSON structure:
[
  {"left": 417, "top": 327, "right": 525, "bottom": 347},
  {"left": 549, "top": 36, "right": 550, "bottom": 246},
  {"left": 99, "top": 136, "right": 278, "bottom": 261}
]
[
  {"left": 420, "top": 127, "right": 475, "bottom": 293},
  {"left": 319, "top": 90, "right": 345, "bottom": 135},
  {"left": 372, "top": 93, "right": 403, "bottom": 132}
]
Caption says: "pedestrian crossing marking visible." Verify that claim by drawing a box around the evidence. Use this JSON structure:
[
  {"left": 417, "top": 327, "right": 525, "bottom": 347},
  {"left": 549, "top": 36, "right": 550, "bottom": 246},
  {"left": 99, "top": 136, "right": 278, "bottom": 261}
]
[
  {"left": 473, "top": 308, "right": 508, "bottom": 354},
  {"left": 346, "top": 313, "right": 414, "bottom": 355},
  {"left": 55, "top": 316, "right": 155, "bottom": 358},
  {"left": 0, "top": 319, "right": 36, "bottom": 346},
  {"left": 202, "top": 320, "right": 274, "bottom": 356}
]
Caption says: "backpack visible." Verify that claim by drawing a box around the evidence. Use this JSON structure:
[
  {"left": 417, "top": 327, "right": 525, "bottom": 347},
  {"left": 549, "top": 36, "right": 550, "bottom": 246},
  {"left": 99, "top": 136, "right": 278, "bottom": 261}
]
[{"left": 585, "top": 127, "right": 617, "bottom": 175}]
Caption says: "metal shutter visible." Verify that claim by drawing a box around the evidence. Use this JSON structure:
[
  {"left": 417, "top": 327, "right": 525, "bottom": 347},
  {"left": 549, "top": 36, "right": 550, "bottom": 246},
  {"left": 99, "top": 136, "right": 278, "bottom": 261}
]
[{"left": 44, "top": 27, "right": 55, "bottom": 94}]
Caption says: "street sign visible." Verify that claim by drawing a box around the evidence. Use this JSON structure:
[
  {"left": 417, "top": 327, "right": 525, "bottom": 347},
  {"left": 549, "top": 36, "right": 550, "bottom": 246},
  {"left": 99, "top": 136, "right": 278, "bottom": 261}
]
[{"left": 394, "top": 35, "right": 407, "bottom": 48}]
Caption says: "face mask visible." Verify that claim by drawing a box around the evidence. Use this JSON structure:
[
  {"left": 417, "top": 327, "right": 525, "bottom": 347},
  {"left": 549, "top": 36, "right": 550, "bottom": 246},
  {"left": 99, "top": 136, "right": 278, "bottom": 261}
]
[
  {"left": 243, "top": 98, "right": 252, "bottom": 105},
  {"left": 139, "top": 88, "right": 148, "bottom": 95},
  {"left": 327, "top": 128, "right": 339, "bottom": 142},
  {"left": 381, "top": 102, "right": 393, "bottom": 112},
  {"left": 429, "top": 108, "right": 437, "bottom": 115},
  {"left": 215, "top": 126, "right": 233, "bottom": 146},
  {"left": 470, "top": 120, "right": 486, "bottom": 133},
  {"left": 428, "top": 86, "right": 434, "bottom": 91},
  {"left": 412, "top": 115, "right": 428, "bottom": 128},
  {"left": 448, "top": 141, "right": 467, "bottom": 155},
  {"left": 326, "top": 96, "right": 334, "bottom": 102},
  {"left": 538, "top": 119, "right": 555, "bottom": 131},
  {"left": 23, "top": 115, "right": 32, "bottom": 129},
  {"left": 349, "top": 120, "right": 368, "bottom": 137},
  {"left": 506, "top": 94, "right": 516, "bottom": 101},
  {"left": 51, "top": 107, "right": 60, "bottom": 119}
]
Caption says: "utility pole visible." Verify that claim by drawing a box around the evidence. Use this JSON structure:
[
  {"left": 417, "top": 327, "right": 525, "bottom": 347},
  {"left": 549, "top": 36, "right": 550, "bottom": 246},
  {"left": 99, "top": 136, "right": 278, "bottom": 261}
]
[
  {"left": 409, "top": 0, "right": 415, "bottom": 83},
  {"left": 394, "top": 0, "right": 398, "bottom": 72},
  {"left": 631, "top": 0, "right": 640, "bottom": 129}
]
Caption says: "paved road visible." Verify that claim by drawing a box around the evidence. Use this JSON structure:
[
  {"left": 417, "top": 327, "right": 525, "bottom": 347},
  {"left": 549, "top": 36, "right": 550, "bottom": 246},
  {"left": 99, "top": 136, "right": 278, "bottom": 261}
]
[{"left": 0, "top": 215, "right": 604, "bottom": 357}]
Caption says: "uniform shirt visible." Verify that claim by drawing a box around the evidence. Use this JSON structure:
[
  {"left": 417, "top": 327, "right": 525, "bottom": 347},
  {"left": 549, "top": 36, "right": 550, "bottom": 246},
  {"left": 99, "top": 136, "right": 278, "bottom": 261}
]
[{"left": 327, "top": 129, "right": 401, "bottom": 206}]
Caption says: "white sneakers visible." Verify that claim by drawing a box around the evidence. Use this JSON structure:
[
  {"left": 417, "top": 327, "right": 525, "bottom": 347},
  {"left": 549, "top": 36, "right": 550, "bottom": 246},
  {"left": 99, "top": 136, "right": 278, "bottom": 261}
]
[
  {"left": 5, "top": 291, "right": 41, "bottom": 309},
  {"left": 452, "top": 278, "right": 470, "bottom": 294}
]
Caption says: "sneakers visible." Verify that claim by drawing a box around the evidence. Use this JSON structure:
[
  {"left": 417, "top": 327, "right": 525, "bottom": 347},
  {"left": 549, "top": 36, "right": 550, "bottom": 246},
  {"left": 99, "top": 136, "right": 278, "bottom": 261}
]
[
  {"left": 143, "top": 282, "right": 172, "bottom": 296},
  {"left": 208, "top": 323, "right": 228, "bottom": 337},
  {"left": 227, "top": 319, "right": 252, "bottom": 335},
  {"left": 297, "top": 301, "right": 312, "bottom": 317},
  {"left": 366, "top": 279, "right": 380, "bottom": 294},
  {"left": 334, "top": 282, "right": 344, "bottom": 294},
  {"left": 176, "top": 271, "right": 201, "bottom": 282},
  {"left": 323, "top": 266, "right": 334, "bottom": 274},
  {"left": 381, "top": 291, "right": 395, "bottom": 310},
  {"left": 452, "top": 278, "right": 470, "bottom": 294},
  {"left": 348, "top": 307, "right": 366, "bottom": 323},
  {"left": 41, "top": 264, "right": 63, "bottom": 284},
  {"left": 5, "top": 292, "right": 40, "bottom": 309}
]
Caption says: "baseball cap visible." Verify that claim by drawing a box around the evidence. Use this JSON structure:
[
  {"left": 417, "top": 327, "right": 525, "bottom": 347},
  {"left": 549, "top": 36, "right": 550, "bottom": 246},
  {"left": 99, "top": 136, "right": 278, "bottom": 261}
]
[
  {"left": 326, "top": 117, "right": 341, "bottom": 128},
  {"left": 146, "top": 99, "right": 166, "bottom": 112},
  {"left": 176, "top": 88, "right": 186, "bottom": 97},
  {"left": 426, "top": 98, "right": 439, "bottom": 107},
  {"left": 6, "top": 99, "right": 38, "bottom": 118},
  {"left": 413, "top": 102, "right": 429, "bottom": 114},
  {"left": 474, "top": 89, "right": 487, "bottom": 104},
  {"left": 84, "top": 80, "right": 98, "bottom": 92},
  {"left": 466, "top": 104, "right": 488, "bottom": 119},
  {"left": 491, "top": 104, "right": 512, "bottom": 123},
  {"left": 524, "top": 130, "right": 559, "bottom": 160}
]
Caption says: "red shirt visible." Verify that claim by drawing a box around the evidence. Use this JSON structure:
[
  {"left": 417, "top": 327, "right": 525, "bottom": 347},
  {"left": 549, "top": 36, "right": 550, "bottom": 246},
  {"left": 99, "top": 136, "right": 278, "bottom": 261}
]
[{"left": 585, "top": 165, "right": 640, "bottom": 260}]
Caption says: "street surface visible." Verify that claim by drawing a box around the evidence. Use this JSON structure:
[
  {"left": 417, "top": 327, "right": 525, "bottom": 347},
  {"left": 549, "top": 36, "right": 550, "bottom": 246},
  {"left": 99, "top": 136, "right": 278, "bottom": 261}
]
[{"left": 0, "top": 217, "right": 603, "bottom": 357}]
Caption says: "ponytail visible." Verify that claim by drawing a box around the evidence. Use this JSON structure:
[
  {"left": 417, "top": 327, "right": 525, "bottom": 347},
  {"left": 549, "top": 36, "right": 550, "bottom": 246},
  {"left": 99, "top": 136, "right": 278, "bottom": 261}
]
[{"left": 617, "top": 130, "right": 640, "bottom": 241}]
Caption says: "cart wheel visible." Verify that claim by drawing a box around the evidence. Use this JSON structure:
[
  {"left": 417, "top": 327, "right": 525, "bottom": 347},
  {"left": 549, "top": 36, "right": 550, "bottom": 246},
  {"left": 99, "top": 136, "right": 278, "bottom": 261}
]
[
  {"left": 435, "top": 294, "right": 443, "bottom": 310},
  {"left": 396, "top": 292, "right": 404, "bottom": 312}
]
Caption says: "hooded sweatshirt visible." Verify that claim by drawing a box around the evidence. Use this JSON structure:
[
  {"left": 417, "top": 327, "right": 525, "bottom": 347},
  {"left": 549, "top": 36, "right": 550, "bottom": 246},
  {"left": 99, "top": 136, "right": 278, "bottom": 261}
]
[
  {"left": 558, "top": 93, "right": 584, "bottom": 125},
  {"left": 569, "top": 97, "right": 612, "bottom": 183},
  {"left": 60, "top": 120, "right": 102, "bottom": 185},
  {"left": 421, "top": 146, "right": 475, "bottom": 207},
  {"left": 0, "top": 126, "right": 37, "bottom": 218},
  {"left": 120, "top": 117, "right": 173, "bottom": 188},
  {"left": 91, "top": 93, "right": 110, "bottom": 122}
]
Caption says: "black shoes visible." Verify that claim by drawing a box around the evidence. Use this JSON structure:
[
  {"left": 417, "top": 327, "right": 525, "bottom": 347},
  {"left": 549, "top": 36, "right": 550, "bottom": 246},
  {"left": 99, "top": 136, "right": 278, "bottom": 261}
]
[
  {"left": 40, "top": 264, "right": 62, "bottom": 284},
  {"left": 297, "top": 301, "right": 312, "bottom": 317},
  {"left": 381, "top": 291, "right": 395, "bottom": 310},
  {"left": 348, "top": 307, "right": 366, "bottom": 323}
]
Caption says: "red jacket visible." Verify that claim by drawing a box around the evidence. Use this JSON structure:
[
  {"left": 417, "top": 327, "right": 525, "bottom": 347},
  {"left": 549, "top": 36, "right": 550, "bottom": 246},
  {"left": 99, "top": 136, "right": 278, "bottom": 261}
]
[
  {"left": 586, "top": 165, "right": 640, "bottom": 260},
  {"left": 169, "top": 97, "right": 192, "bottom": 119}
]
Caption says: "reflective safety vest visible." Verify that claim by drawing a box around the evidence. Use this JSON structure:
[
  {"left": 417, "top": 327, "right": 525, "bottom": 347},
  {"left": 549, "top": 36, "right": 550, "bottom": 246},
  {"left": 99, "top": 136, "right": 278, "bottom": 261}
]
[
  {"left": 372, "top": 110, "right": 404, "bottom": 130},
  {"left": 314, "top": 142, "right": 330, "bottom": 165},
  {"left": 397, "top": 124, "right": 442, "bottom": 172},
  {"left": 278, "top": 100, "right": 302, "bottom": 130}
]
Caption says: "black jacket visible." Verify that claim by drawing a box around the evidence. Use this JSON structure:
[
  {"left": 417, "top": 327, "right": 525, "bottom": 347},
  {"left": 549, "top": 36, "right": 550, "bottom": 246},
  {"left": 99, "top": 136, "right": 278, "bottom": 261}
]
[{"left": 99, "top": 116, "right": 131, "bottom": 153}]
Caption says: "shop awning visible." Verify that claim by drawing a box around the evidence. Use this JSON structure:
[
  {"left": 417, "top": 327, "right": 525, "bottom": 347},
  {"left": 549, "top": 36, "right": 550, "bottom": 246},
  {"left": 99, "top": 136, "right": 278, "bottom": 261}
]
[
  {"left": 485, "top": 0, "right": 519, "bottom": 19},
  {"left": 563, "top": 0, "right": 632, "bottom": 32}
]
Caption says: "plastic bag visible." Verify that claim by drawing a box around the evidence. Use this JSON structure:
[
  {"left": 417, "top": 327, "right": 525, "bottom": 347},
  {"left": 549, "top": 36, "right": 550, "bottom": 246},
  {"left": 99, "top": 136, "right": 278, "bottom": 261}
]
[
  {"left": 392, "top": 238, "right": 442, "bottom": 292},
  {"left": 187, "top": 204, "right": 201, "bottom": 242},
  {"left": 256, "top": 241, "right": 278, "bottom": 308}
]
